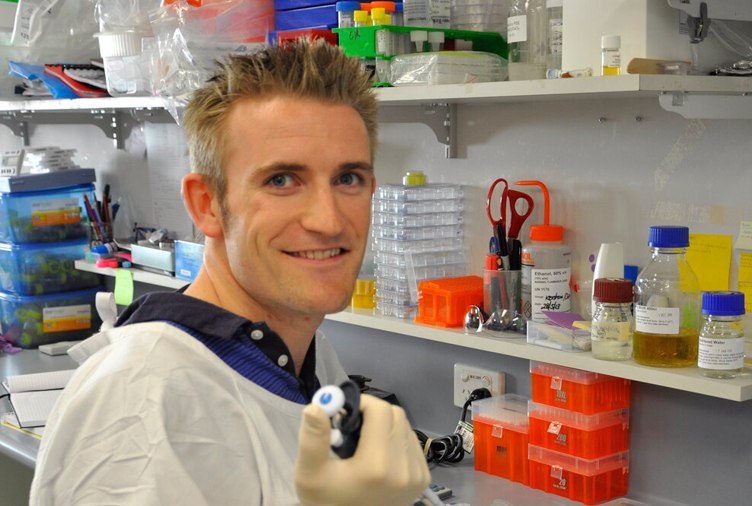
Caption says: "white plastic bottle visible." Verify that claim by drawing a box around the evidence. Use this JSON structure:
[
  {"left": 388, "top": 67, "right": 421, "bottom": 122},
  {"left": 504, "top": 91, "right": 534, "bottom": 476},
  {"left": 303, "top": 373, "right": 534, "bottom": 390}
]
[
  {"left": 507, "top": 0, "right": 547, "bottom": 80},
  {"left": 403, "top": 0, "right": 431, "bottom": 27},
  {"left": 517, "top": 180, "right": 571, "bottom": 323}
]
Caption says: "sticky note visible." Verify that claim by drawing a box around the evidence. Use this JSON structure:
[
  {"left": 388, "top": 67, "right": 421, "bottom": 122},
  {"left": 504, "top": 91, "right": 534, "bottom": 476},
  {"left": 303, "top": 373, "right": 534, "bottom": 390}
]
[
  {"left": 739, "top": 253, "right": 752, "bottom": 284},
  {"left": 687, "top": 234, "right": 732, "bottom": 292},
  {"left": 737, "top": 282, "right": 752, "bottom": 313},
  {"left": 734, "top": 221, "right": 752, "bottom": 251},
  {"left": 114, "top": 269, "right": 134, "bottom": 306}
]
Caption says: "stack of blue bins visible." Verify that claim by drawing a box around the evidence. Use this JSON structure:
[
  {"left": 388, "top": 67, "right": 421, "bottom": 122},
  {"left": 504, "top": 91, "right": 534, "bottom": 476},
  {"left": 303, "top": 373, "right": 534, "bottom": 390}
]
[
  {"left": 0, "top": 169, "right": 103, "bottom": 348},
  {"left": 272, "top": 0, "right": 339, "bottom": 41}
]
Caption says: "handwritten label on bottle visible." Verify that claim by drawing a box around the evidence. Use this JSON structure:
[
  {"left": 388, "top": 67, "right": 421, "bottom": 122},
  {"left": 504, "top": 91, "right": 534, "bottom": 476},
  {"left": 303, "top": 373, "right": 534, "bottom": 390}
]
[
  {"left": 592, "top": 321, "right": 630, "bottom": 342},
  {"left": 531, "top": 268, "right": 571, "bottom": 322},
  {"left": 635, "top": 306, "right": 680, "bottom": 335},
  {"left": 507, "top": 15, "right": 528, "bottom": 43}
]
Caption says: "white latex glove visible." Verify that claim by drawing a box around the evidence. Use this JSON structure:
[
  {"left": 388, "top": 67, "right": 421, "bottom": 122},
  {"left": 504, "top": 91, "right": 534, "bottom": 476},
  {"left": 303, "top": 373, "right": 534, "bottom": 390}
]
[{"left": 295, "top": 393, "right": 431, "bottom": 506}]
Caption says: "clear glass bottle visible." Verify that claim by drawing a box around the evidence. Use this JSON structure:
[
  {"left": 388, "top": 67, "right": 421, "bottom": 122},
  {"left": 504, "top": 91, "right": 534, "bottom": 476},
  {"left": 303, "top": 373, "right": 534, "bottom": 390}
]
[
  {"left": 507, "top": 0, "right": 547, "bottom": 81},
  {"left": 546, "top": 0, "right": 563, "bottom": 71},
  {"left": 698, "top": 291, "right": 746, "bottom": 379},
  {"left": 601, "top": 35, "right": 621, "bottom": 76},
  {"left": 634, "top": 226, "right": 701, "bottom": 368},
  {"left": 591, "top": 277, "right": 634, "bottom": 361}
]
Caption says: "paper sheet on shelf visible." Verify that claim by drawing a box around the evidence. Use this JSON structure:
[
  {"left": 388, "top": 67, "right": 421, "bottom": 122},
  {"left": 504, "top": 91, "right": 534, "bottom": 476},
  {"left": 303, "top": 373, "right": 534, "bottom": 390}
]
[{"left": 687, "top": 234, "right": 732, "bottom": 292}]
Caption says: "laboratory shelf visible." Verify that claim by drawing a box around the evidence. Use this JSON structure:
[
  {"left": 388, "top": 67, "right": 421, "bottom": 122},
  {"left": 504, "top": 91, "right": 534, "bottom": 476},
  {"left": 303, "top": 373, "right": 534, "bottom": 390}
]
[
  {"left": 74, "top": 260, "right": 188, "bottom": 290},
  {"left": 325, "top": 308, "right": 752, "bottom": 402}
]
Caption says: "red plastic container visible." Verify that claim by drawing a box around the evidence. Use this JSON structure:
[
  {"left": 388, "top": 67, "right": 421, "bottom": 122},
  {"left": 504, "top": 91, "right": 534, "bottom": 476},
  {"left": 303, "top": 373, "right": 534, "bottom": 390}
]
[
  {"left": 472, "top": 394, "right": 530, "bottom": 485},
  {"left": 527, "top": 401, "right": 630, "bottom": 460},
  {"left": 415, "top": 275, "right": 483, "bottom": 328},
  {"left": 528, "top": 445, "right": 630, "bottom": 505},
  {"left": 530, "top": 361, "right": 631, "bottom": 415}
]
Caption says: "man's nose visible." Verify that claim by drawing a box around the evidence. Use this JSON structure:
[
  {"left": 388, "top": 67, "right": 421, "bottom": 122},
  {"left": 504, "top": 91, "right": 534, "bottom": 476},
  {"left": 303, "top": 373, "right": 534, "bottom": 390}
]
[{"left": 300, "top": 187, "right": 346, "bottom": 236}]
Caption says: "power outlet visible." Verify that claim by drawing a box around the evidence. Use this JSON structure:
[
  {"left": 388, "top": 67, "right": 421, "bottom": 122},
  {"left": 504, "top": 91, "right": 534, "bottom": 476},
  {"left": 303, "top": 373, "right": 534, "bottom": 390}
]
[{"left": 453, "top": 363, "right": 505, "bottom": 408}]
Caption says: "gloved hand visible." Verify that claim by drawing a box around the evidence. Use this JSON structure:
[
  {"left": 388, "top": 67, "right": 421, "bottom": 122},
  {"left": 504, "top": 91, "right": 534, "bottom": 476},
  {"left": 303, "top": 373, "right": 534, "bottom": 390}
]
[{"left": 295, "top": 393, "right": 430, "bottom": 506}]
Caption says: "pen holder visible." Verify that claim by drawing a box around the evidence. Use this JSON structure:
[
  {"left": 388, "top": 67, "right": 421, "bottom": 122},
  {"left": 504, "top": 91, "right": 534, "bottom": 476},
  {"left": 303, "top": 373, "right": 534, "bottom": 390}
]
[
  {"left": 86, "top": 221, "right": 113, "bottom": 248},
  {"left": 483, "top": 269, "right": 523, "bottom": 335}
]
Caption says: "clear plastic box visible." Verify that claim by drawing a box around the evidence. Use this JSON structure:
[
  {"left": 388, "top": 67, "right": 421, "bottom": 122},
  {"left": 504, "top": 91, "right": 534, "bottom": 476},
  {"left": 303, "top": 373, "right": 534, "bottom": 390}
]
[
  {"left": 375, "top": 277, "right": 411, "bottom": 293},
  {"left": 372, "top": 236, "right": 464, "bottom": 254},
  {"left": 373, "top": 184, "right": 463, "bottom": 201},
  {"left": 390, "top": 52, "right": 508, "bottom": 86},
  {"left": 372, "top": 224, "right": 464, "bottom": 241},
  {"left": 372, "top": 198, "right": 464, "bottom": 215},
  {"left": 0, "top": 240, "right": 103, "bottom": 296},
  {"left": 530, "top": 361, "right": 631, "bottom": 415},
  {"left": 376, "top": 288, "right": 414, "bottom": 306},
  {"left": 472, "top": 394, "right": 531, "bottom": 485},
  {"left": 375, "top": 250, "right": 465, "bottom": 269},
  {"left": 175, "top": 240, "right": 205, "bottom": 281},
  {"left": 526, "top": 320, "right": 591, "bottom": 352},
  {"left": 375, "top": 263, "right": 466, "bottom": 282},
  {"left": 0, "top": 287, "right": 103, "bottom": 349},
  {"left": 375, "top": 301, "right": 418, "bottom": 319},
  {"left": 527, "top": 401, "right": 630, "bottom": 460},
  {"left": 528, "top": 445, "right": 630, "bottom": 505},
  {"left": 371, "top": 211, "right": 463, "bottom": 228},
  {"left": 0, "top": 183, "right": 96, "bottom": 244}
]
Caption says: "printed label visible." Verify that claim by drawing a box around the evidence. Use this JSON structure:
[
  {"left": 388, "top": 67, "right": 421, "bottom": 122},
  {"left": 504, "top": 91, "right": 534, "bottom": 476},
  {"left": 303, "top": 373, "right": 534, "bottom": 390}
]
[
  {"left": 31, "top": 198, "right": 81, "bottom": 227},
  {"left": 603, "top": 50, "right": 621, "bottom": 68},
  {"left": 531, "top": 268, "right": 571, "bottom": 322},
  {"left": 43, "top": 304, "right": 91, "bottom": 333},
  {"left": 507, "top": 15, "right": 528, "bottom": 43},
  {"left": 698, "top": 337, "right": 745, "bottom": 369},
  {"left": 548, "top": 19, "right": 563, "bottom": 55},
  {"left": 592, "top": 321, "right": 631, "bottom": 342},
  {"left": 455, "top": 420, "right": 474, "bottom": 453},
  {"left": 635, "top": 305, "right": 680, "bottom": 335}
]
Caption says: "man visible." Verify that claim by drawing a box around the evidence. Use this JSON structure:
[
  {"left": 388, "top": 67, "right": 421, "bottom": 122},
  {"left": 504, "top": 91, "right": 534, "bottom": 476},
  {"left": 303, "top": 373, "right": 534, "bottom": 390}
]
[{"left": 30, "top": 40, "right": 429, "bottom": 506}]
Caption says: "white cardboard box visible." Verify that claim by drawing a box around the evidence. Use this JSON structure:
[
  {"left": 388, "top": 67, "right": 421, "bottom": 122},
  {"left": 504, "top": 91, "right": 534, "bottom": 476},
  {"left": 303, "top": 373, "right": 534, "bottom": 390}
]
[{"left": 562, "top": 0, "right": 691, "bottom": 74}]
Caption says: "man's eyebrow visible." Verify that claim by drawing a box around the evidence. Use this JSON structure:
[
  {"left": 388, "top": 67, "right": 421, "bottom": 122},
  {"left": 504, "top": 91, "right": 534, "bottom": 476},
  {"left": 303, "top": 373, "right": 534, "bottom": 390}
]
[
  {"left": 340, "top": 161, "right": 374, "bottom": 172},
  {"left": 255, "top": 161, "right": 373, "bottom": 177}
]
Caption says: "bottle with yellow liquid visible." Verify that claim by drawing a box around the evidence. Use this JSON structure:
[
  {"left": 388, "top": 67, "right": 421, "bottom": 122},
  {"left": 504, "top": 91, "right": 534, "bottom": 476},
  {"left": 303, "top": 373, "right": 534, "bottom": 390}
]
[{"left": 633, "top": 226, "right": 701, "bottom": 367}]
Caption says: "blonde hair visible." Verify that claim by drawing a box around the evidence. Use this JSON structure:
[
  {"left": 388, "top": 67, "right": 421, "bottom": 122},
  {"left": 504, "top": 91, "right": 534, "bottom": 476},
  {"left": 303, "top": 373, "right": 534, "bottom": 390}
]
[{"left": 183, "top": 39, "right": 378, "bottom": 215}]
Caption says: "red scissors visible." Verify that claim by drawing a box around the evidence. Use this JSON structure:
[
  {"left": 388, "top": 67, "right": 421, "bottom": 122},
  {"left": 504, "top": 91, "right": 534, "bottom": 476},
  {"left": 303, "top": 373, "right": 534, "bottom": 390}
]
[{"left": 486, "top": 178, "right": 534, "bottom": 269}]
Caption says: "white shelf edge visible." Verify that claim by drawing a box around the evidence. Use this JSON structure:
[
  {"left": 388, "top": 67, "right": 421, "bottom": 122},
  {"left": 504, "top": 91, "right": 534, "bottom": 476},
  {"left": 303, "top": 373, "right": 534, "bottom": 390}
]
[
  {"left": 325, "top": 309, "right": 752, "bottom": 402},
  {"left": 74, "top": 260, "right": 189, "bottom": 290}
]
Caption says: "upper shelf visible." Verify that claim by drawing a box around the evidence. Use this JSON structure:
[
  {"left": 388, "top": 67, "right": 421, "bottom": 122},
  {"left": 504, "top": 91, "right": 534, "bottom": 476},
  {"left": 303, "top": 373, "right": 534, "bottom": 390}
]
[
  {"left": 325, "top": 309, "right": 752, "bottom": 403},
  {"left": 1, "top": 74, "right": 750, "bottom": 111}
]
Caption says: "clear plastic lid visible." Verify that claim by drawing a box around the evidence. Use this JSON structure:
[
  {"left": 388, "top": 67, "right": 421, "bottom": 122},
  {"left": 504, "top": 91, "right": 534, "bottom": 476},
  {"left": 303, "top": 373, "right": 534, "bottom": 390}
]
[
  {"left": 528, "top": 445, "right": 630, "bottom": 476},
  {"left": 530, "top": 361, "right": 622, "bottom": 385},
  {"left": 527, "top": 401, "right": 629, "bottom": 430},
  {"left": 472, "top": 393, "right": 530, "bottom": 430}
]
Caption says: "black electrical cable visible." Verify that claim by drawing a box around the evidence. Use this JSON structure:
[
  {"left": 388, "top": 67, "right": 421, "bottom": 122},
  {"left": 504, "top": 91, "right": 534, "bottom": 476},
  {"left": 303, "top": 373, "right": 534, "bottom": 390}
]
[{"left": 413, "top": 387, "right": 493, "bottom": 464}]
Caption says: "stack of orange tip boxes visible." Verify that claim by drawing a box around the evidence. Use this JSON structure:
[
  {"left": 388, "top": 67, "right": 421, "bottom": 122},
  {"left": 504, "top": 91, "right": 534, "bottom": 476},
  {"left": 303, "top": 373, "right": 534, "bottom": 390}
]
[
  {"left": 527, "top": 361, "right": 632, "bottom": 505},
  {"left": 414, "top": 275, "right": 483, "bottom": 327},
  {"left": 472, "top": 393, "right": 531, "bottom": 485}
]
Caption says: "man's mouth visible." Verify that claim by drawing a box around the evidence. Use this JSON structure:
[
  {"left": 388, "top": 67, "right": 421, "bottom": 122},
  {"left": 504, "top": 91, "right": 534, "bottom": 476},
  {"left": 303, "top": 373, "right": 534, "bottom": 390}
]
[{"left": 286, "top": 248, "right": 345, "bottom": 260}]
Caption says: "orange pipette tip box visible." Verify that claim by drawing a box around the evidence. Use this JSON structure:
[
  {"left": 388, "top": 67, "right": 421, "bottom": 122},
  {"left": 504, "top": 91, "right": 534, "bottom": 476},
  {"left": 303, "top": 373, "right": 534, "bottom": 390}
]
[
  {"left": 472, "top": 394, "right": 530, "bottom": 485},
  {"left": 528, "top": 445, "right": 630, "bottom": 505},
  {"left": 414, "top": 275, "right": 483, "bottom": 327},
  {"left": 530, "top": 361, "right": 631, "bottom": 415}
]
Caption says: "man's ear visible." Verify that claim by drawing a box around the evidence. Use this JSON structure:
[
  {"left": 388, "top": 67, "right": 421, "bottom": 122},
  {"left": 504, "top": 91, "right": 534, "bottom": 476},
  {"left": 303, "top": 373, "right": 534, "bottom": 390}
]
[{"left": 181, "top": 173, "right": 224, "bottom": 238}]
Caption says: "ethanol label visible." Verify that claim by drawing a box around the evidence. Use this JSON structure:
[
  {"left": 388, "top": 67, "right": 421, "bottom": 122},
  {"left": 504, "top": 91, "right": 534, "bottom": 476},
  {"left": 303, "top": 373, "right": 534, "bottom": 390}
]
[
  {"left": 531, "top": 268, "right": 571, "bottom": 322},
  {"left": 698, "top": 336, "right": 745, "bottom": 369},
  {"left": 592, "top": 321, "right": 631, "bottom": 342},
  {"left": 43, "top": 305, "right": 91, "bottom": 333},
  {"left": 31, "top": 198, "right": 81, "bottom": 227},
  {"left": 635, "top": 305, "right": 680, "bottom": 335},
  {"left": 507, "top": 15, "right": 528, "bottom": 43}
]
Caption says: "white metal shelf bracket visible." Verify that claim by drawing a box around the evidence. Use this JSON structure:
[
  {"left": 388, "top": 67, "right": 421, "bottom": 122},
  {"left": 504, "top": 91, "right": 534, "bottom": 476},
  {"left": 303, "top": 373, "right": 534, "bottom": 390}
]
[
  {"left": 667, "top": 0, "right": 752, "bottom": 22},
  {"left": 379, "top": 103, "right": 457, "bottom": 158},
  {"left": 0, "top": 109, "right": 124, "bottom": 148},
  {"left": 658, "top": 90, "right": 752, "bottom": 119}
]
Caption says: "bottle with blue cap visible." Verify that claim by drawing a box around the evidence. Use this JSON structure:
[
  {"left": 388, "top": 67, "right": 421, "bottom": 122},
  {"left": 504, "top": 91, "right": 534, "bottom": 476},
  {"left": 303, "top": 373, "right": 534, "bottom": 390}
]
[
  {"left": 634, "top": 226, "right": 701, "bottom": 367},
  {"left": 698, "top": 291, "right": 746, "bottom": 379}
]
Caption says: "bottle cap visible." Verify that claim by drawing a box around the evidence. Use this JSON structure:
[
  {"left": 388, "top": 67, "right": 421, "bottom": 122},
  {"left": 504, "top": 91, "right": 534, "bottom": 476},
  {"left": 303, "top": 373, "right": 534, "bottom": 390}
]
[
  {"left": 601, "top": 35, "right": 621, "bottom": 49},
  {"left": 402, "top": 171, "right": 426, "bottom": 185},
  {"left": 371, "top": 1, "right": 396, "bottom": 11},
  {"left": 394, "top": 2, "right": 402, "bottom": 12},
  {"left": 648, "top": 226, "right": 689, "bottom": 248},
  {"left": 360, "top": 2, "right": 372, "bottom": 12},
  {"left": 702, "top": 291, "right": 745, "bottom": 316},
  {"left": 515, "top": 180, "right": 563, "bottom": 242},
  {"left": 336, "top": 1, "right": 362, "bottom": 11},
  {"left": 354, "top": 10, "right": 368, "bottom": 23},
  {"left": 593, "top": 278, "right": 633, "bottom": 303}
]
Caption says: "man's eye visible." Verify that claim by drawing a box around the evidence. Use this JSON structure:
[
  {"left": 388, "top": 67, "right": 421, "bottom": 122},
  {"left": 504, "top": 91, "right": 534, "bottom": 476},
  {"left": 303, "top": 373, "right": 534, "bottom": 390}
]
[
  {"left": 338, "top": 173, "right": 362, "bottom": 186},
  {"left": 269, "top": 174, "right": 293, "bottom": 187}
]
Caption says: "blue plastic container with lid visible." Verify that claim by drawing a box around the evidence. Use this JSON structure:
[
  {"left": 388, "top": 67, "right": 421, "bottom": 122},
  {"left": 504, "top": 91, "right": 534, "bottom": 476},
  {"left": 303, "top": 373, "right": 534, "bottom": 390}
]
[
  {"left": 0, "top": 239, "right": 103, "bottom": 296},
  {"left": 0, "top": 183, "right": 97, "bottom": 244},
  {"left": 0, "top": 287, "right": 102, "bottom": 348}
]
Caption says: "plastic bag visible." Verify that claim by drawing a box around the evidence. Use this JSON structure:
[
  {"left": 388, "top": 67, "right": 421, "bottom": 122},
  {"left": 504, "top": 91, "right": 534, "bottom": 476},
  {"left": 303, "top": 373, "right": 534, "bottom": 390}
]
[{"left": 148, "top": 0, "right": 274, "bottom": 122}]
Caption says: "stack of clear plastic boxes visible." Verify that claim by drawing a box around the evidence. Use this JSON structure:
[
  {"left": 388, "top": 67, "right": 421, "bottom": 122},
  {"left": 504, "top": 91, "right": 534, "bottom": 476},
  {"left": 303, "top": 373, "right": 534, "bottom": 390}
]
[{"left": 372, "top": 181, "right": 466, "bottom": 319}]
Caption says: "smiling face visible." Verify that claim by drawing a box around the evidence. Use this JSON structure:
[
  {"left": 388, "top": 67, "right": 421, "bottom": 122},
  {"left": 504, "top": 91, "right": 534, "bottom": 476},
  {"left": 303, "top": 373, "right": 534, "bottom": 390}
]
[{"left": 218, "top": 96, "right": 374, "bottom": 319}]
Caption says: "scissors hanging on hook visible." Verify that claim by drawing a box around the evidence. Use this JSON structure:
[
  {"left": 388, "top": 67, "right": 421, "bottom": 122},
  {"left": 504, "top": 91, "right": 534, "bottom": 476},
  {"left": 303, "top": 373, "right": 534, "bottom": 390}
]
[{"left": 486, "top": 178, "right": 534, "bottom": 270}]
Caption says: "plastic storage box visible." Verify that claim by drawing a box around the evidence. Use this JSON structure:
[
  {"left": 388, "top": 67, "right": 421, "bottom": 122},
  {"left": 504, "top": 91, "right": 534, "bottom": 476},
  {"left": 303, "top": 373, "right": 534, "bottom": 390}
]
[
  {"left": 415, "top": 275, "right": 483, "bottom": 328},
  {"left": 526, "top": 320, "right": 591, "bottom": 352},
  {"left": 530, "top": 361, "right": 631, "bottom": 415},
  {"left": 528, "top": 402, "right": 630, "bottom": 460},
  {"left": 0, "top": 287, "right": 103, "bottom": 348},
  {"left": 175, "top": 240, "right": 205, "bottom": 281},
  {"left": 0, "top": 183, "right": 97, "bottom": 244},
  {"left": 472, "top": 394, "right": 530, "bottom": 485},
  {"left": 528, "top": 445, "right": 630, "bottom": 505},
  {"left": 0, "top": 239, "right": 102, "bottom": 296}
]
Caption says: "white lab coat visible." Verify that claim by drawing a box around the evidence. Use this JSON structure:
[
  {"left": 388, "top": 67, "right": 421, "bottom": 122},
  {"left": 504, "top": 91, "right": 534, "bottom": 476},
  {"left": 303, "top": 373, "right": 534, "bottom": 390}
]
[{"left": 29, "top": 321, "right": 349, "bottom": 506}]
